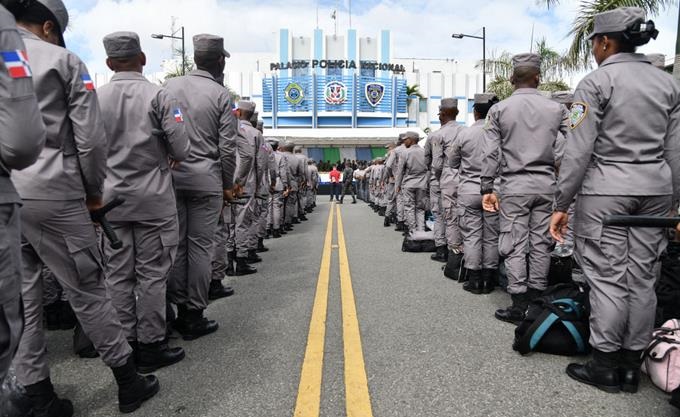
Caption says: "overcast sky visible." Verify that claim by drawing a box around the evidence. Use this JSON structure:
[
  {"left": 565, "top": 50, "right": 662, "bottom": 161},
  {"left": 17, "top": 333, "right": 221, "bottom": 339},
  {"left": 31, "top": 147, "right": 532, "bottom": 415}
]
[{"left": 63, "top": 0, "right": 679, "bottom": 81}]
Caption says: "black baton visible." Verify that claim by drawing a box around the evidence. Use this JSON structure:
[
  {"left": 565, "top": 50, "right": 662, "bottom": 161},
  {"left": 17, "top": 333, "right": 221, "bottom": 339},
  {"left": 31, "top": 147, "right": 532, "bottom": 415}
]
[
  {"left": 91, "top": 197, "right": 125, "bottom": 249},
  {"left": 602, "top": 215, "right": 680, "bottom": 228}
]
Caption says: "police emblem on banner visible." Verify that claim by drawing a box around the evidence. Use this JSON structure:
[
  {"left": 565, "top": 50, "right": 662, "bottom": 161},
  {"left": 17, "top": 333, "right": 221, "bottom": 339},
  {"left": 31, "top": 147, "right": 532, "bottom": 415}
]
[
  {"left": 324, "top": 81, "right": 347, "bottom": 105},
  {"left": 284, "top": 82, "right": 305, "bottom": 105},
  {"left": 364, "top": 83, "right": 385, "bottom": 107}
]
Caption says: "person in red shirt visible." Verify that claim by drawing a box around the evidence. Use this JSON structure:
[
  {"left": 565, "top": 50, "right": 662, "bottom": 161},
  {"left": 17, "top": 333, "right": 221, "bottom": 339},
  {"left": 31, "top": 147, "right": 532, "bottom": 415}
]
[{"left": 329, "top": 165, "right": 341, "bottom": 202}]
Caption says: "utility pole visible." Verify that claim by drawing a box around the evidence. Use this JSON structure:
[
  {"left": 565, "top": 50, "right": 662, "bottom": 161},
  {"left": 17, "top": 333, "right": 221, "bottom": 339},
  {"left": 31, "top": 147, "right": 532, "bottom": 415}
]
[
  {"left": 152, "top": 25, "right": 186, "bottom": 75},
  {"left": 452, "top": 27, "right": 486, "bottom": 91},
  {"left": 674, "top": 5, "right": 680, "bottom": 80}
]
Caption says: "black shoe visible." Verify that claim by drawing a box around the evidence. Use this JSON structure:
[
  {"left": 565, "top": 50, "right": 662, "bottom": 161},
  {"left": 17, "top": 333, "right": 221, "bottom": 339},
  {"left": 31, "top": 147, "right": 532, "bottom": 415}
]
[
  {"left": 256, "top": 238, "right": 269, "bottom": 253},
  {"left": 395, "top": 221, "right": 405, "bottom": 232},
  {"left": 284, "top": 223, "right": 293, "bottom": 231},
  {"left": 430, "top": 246, "right": 448, "bottom": 263},
  {"left": 58, "top": 300, "right": 77, "bottom": 330},
  {"left": 299, "top": 215, "right": 308, "bottom": 221},
  {"left": 443, "top": 251, "right": 464, "bottom": 280},
  {"left": 566, "top": 350, "right": 621, "bottom": 394},
  {"left": 481, "top": 269, "right": 497, "bottom": 294},
  {"left": 494, "top": 293, "right": 528, "bottom": 324},
  {"left": 209, "top": 280, "right": 234, "bottom": 300},
  {"left": 236, "top": 258, "right": 257, "bottom": 276},
  {"left": 338, "top": 200, "right": 343, "bottom": 204},
  {"left": 225, "top": 251, "right": 236, "bottom": 277},
  {"left": 671, "top": 387, "right": 680, "bottom": 410},
  {"left": 352, "top": 200, "right": 357, "bottom": 204},
  {"left": 383, "top": 216, "right": 391, "bottom": 227},
  {"left": 292, "top": 217, "right": 300, "bottom": 224},
  {"left": 43, "top": 302, "right": 61, "bottom": 331},
  {"left": 619, "top": 349, "right": 643, "bottom": 393},
  {"left": 136, "top": 341, "right": 185, "bottom": 374},
  {"left": 264, "top": 229, "right": 272, "bottom": 239},
  {"left": 246, "top": 250, "right": 262, "bottom": 264},
  {"left": 23, "top": 377, "right": 74, "bottom": 417},
  {"left": 173, "top": 308, "right": 219, "bottom": 341},
  {"left": 272, "top": 228, "right": 282, "bottom": 238},
  {"left": 112, "top": 356, "right": 160, "bottom": 413},
  {"left": 463, "top": 269, "right": 483, "bottom": 294},
  {"left": 76, "top": 343, "right": 99, "bottom": 359}
]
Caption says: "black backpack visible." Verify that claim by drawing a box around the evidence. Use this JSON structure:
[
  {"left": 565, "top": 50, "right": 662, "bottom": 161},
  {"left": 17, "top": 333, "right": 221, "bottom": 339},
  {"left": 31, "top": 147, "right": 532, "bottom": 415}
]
[
  {"left": 657, "top": 241, "right": 680, "bottom": 326},
  {"left": 513, "top": 282, "right": 591, "bottom": 356},
  {"left": 401, "top": 231, "right": 437, "bottom": 253}
]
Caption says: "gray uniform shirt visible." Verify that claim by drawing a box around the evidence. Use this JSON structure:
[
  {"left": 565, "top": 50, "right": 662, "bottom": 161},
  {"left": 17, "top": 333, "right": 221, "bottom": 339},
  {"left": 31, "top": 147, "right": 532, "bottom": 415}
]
[
  {"left": 274, "top": 151, "right": 289, "bottom": 191},
  {"left": 163, "top": 70, "right": 237, "bottom": 193},
  {"left": 97, "top": 72, "right": 191, "bottom": 221},
  {"left": 283, "top": 152, "right": 301, "bottom": 192},
  {"left": 12, "top": 28, "right": 107, "bottom": 201},
  {"left": 0, "top": 8, "right": 45, "bottom": 204},
  {"left": 236, "top": 120, "right": 260, "bottom": 194},
  {"left": 448, "top": 119, "right": 486, "bottom": 195},
  {"left": 294, "top": 153, "right": 308, "bottom": 188},
  {"left": 430, "top": 121, "right": 464, "bottom": 181},
  {"left": 556, "top": 53, "right": 680, "bottom": 211},
  {"left": 396, "top": 145, "right": 428, "bottom": 190},
  {"left": 481, "top": 88, "right": 569, "bottom": 195}
]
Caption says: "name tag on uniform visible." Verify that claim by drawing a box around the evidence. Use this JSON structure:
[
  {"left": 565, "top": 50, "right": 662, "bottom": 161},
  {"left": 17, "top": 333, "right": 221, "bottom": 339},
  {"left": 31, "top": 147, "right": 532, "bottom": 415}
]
[{"left": 0, "top": 50, "right": 32, "bottom": 79}]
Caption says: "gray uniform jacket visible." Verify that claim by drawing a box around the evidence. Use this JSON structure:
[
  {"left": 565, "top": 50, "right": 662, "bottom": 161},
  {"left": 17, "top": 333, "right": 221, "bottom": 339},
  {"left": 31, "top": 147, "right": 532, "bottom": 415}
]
[
  {"left": 481, "top": 88, "right": 569, "bottom": 195},
  {"left": 163, "top": 70, "right": 237, "bottom": 192},
  {"left": 396, "top": 145, "right": 428, "bottom": 190},
  {"left": 274, "top": 152, "right": 289, "bottom": 191},
  {"left": 0, "top": 9, "right": 45, "bottom": 204},
  {"left": 382, "top": 151, "right": 395, "bottom": 183},
  {"left": 98, "top": 72, "right": 191, "bottom": 221},
  {"left": 430, "top": 121, "right": 463, "bottom": 181},
  {"left": 556, "top": 53, "right": 680, "bottom": 211},
  {"left": 309, "top": 165, "right": 320, "bottom": 188},
  {"left": 261, "top": 142, "right": 276, "bottom": 193},
  {"left": 12, "top": 28, "right": 106, "bottom": 201},
  {"left": 236, "top": 120, "right": 260, "bottom": 194},
  {"left": 294, "top": 153, "right": 308, "bottom": 188},
  {"left": 449, "top": 119, "right": 486, "bottom": 195},
  {"left": 283, "top": 152, "right": 301, "bottom": 192},
  {"left": 254, "top": 134, "right": 270, "bottom": 198}
]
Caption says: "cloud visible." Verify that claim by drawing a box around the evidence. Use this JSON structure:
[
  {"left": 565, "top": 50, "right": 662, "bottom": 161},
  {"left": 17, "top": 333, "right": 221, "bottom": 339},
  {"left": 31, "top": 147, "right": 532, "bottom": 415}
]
[{"left": 63, "top": 0, "right": 678, "bottom": 88}]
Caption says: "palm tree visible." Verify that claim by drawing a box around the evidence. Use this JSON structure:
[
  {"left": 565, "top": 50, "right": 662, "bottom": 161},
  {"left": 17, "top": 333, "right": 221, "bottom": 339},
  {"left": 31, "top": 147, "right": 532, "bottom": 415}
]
[
  {"left": 542, "top": 0, "right": 676, "bottom": 71},
  {"left": 163, "top": 49, "right": 195, "bottom": 80}
]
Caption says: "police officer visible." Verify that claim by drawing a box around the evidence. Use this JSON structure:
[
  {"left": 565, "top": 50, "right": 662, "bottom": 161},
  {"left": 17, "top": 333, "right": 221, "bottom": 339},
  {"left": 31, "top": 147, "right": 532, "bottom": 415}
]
[
  {"left": 381, "top": 143, "right": 397, "bottom": 227},
  {"left": 307, "top": 159, "right": 319, "bottom": 211},
  {"left": 0, "top": 0, "right": 45, "bottom": 387},
  {"left": 255, "top": 124, "right": 275, "bottom": 249},
  {"left": 97, "top": 31, "right": 191, "bottom": 372},
  {"left": 481, "top": 53, "right": 569, "bottom": 324},
  {"left": 293, "top": 146, "right": 309, "bottom": 221},
  {"left": 550, "top": 7, "right": 680, "bottom": 393},
  {"left": 392, "top": 133, "right": 408, "bottom": 231},
  {"left": 13, "top": 1, "right": 158, "bottom": 414},
  {"left": 164, "top": 34, "right": 237, "bottom": 340},
  {"left": 448, "top": 93, "right": 500, "bottom": 293},
  {"left": 268, "top": 138, "right": 288, "bottom": 238},
  {"left": 339, "top": 160, "right": 357, "bottom": 204},
  {"left": 281, "top": 141, "right": 301, "bottom": 230},
  {"left": 551, "top": 90, "right": 576, "bottom": 254},
  {"left": 396, "top": 132, "right": 428, "bottom": 234}
]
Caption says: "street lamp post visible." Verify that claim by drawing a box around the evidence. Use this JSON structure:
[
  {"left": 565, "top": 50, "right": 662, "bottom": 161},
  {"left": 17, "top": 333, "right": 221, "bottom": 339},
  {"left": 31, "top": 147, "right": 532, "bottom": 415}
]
[
  {"left": 152, "top": 26, "right": 186, "bottom": 75},
  {"left": 452, "top": 27, "right": 486, "bottom": 91}
]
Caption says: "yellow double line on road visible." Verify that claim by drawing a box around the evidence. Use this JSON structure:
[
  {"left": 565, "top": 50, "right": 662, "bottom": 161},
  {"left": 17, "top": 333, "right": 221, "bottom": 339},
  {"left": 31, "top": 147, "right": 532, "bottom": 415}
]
[{"left": 294, "top": 204, "right": 374, "bottom": 417}]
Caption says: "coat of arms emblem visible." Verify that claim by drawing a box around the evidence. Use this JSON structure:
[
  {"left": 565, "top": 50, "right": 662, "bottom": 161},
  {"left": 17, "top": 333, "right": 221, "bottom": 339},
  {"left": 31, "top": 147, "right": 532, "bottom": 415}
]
[
  {"left": 365, "top": 83, "right": 385, "bottom": 107},
  {"left": 324, "top": 81, "right": 347, "bottom": 105}
]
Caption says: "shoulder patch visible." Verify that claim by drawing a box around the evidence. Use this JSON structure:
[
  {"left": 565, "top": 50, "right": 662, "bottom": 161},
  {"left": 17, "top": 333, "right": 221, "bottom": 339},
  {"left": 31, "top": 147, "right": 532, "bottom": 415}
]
[
  {"left": 1, "top": 50, "right": 32, "bottom": 78},
  {"left": 173, "top": 107, "right": 184, "bottom": 123},
  {"left": 569, "top": 102, "right": 588, "bottom": 130},
  {"left": 81, "top": 74, "right": 95, "bottom": 91}
]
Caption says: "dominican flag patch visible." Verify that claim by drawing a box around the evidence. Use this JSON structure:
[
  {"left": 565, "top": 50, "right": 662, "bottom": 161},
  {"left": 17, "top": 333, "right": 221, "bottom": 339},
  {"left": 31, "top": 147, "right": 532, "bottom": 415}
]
[
  {"left": 81, "top": 74, "right": 95, "bottom": 91},
  {"left": 0, "top": 50, "right": 32, "bottom": 79},
  {"left": 173, "top": 108, "right": 184, "bottom": 123}
]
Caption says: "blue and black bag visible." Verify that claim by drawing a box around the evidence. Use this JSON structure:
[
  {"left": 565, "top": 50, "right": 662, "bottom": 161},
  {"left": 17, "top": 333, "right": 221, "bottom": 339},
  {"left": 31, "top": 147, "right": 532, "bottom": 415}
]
[{"left": 513, "top": 283, "right": 591, "bottom": 356}]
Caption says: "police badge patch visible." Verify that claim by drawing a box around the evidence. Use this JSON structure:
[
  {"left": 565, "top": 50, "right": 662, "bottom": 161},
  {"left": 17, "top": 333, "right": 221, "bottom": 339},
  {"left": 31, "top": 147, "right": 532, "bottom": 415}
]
[
  {"left": 365, "top": 83, "right": 385, "bottom": 107},
  {"left": 569, "top": 102, "right": 588, "bottom": 129},
  {"left": 284, "top": 82, "right": 305, "bottom": 105}
]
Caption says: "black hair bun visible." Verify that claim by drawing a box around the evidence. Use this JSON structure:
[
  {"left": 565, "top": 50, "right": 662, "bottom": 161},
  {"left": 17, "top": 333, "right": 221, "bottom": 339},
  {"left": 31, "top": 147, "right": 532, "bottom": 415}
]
[{"left": 624, "top": 19, "right": 659, "bottom": 47}]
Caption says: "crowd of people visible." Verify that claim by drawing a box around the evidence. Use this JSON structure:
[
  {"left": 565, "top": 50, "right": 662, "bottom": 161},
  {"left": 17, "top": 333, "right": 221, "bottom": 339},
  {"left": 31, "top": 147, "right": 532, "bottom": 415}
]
[
  {"left": 353, "top": 6, "right": 680, "bottom": 409},
  {"left": 0, "top": 0, "right": 325, "bottom": 415}
]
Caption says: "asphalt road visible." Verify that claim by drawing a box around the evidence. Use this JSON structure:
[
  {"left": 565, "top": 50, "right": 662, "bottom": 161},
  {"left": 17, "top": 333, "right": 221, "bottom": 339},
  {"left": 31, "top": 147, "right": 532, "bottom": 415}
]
[{"left": 40, "top": 200, "right": 677, "bottom": 417}]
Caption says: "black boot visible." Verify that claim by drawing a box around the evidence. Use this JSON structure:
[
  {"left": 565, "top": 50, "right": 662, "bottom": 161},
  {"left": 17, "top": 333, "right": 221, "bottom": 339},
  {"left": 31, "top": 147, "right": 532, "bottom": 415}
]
[
  {"left": 299, "top": 214, "right": 308, "bottom": 221},
  {"left": 284, "top": 223, "right": 293, "bottom": 231},
  {"left": 494, "top": 293, "right": 528, "bottom": 324},
  {"left": 136, "top": 340, "right": 185, "bottom": 374},
  {"left": 481, "top": 269, "right": 497, "bottom": 294},
  {"left": 292, "top": 217, "right": 300, "bottom": 224},
  {"left": 383, "top": 216, "right": 391, "bottom": 227},
  {"left": 352, "top": 198, "right": 357, "bottom": 204},
  {"left": 246, "top": 249, "right": 262, "bottom": 264},
  {"left": 378, "top": 207, "right": 385, "bottom": 217},
  {"left": 619, "top": 349, "right": 643, "bottom": 393},
  {"left": 173, "top": 308, "right": 219, "bottom": 341},
  {"left": 23, "top": 377, "right": 73, "bottom": 417},
  {"left": 395, "top": 221, "right": 405, "bottom": 232},
  {"left": 209, "top": 279, "right": 234, "bottom": 300},
  {"left": 43, "top": 302, "right": 61, "bottom": 331},
  {"left": 112, "top": 356, "right": 160, "bottom": 413},
  {"left": 338, "top": 199, "right": 343, "bottom": 204},
  {"left": 671, "top": 387, "right": 680, "bottom": 410},
  {"left": 443, "top": 251, "right": 464, "bottom": 280},
  {"left": 264, "top": 228, "right": 271, "bottom": 239},
  {"left": 236, "top": 257, "right": 257, "bottom": 276},
  {"left": 225, "top": 251, "right": 236, "bottom": 277},
  {"left": 58, "top": 300, "right": 77, "bottom": 330},
  {"left": 272, "top": 228, "right": 282, "bottom": 239},
  {"left": 463, "top": 269, "right": 483, "bottom": 294},
  {"left": 430, "top": 246, "right": 448, "bottom": 263},
  {"left": 566, "top": 349, "right": 621, "bottom": 393},
  {"left": 256, "top": 238, "right": 269, "bottom": 253}
]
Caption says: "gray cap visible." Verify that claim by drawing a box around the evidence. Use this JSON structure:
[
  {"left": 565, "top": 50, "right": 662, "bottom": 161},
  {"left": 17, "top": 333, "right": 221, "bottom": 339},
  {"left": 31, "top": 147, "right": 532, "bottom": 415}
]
[
  {"left": 646, "top": 53, "right": 666, "bottom": 69},
  {"left": 403, "top": 131, "right": 420, "bottom": 141},
  {"left": 193, "top": 34, "right": 231, "bottom": 58},
  {"left": 293, "top": 145, "right": 303, "bottom": 153},
  {"left": 37, "top": 0, "right": 68, "bottom": 46},
  {"left": 237, "top": 100, "right": 256, "bottom": 112},
  {"left": 266, "top": 137, "right": 279, "bottom": 145},
  {"left": 439, "top": 98, "right": 458, "bottom": 110},
  {"left": 249, "top": 111, "right": 259, "bottom": 124},
  {"left": 588, "top": 7, "right": 645, "bottom": 39},
  {"left": 103, "top": 31, "right": 142, "bottom": 59},
  {"left": 474, "top": 93, "right": 498, "bottom": 105},
  {"left": 551, "top": 91, "right": 574, "bottom": 104},
  {"left": 512, "top": 53, "right": 541, "bottom": 70}
]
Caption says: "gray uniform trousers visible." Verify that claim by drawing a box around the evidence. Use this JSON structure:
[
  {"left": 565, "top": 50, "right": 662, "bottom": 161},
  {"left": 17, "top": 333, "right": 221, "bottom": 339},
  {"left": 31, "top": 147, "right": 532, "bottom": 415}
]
[
  {"left": 285, "top": 192, "right": 297, "bottom": 223},
  {"left": 211, "top": 208, "right": 230, "bottom": 281},
  {"left": 256, "top": 198, "right": 268, "bottom": 239},
  {"left": 268, "top": 192, "right": 284, "bottom": 230},
  {"left": 429, "top": 179, "right": 446, "bottom": 247},
  {"left": 574, "top": 195, "right": 670, "bottom": 352},
  {"left": 0, "top": 204, "right": 23, "bottom": 382},
  {"left": 14, "top": 200, "right": 131, "bottom": 386},
  {"left": 441, "top": 174, "right": 463, "bottom": 252},
  {"left": 104, "top": 215, "right": 178, "bottom": 344},
  {"left": 458, "top": 194, "right": 499, "bottom": 270},
  {"left": 403, "top": 188, "right": 427, "bottom": 232},
  {"left": 297, "top": 186, "right": 306, "bottom": 215},
  {"left": 168, "top": 190, "right": 222, "bottom": 311},
  {"left": 397, "top": 191, "right": 405, "bottom": 222},
  {"left": 41, "top": 267, "right": 65, "bottom": 305},
  {"left": 385, "top": 182, "right": 396, "bottom": 216},
  {"left": 498, "top": 194, "right": 553, "bottom": 295},
  {"left": 234, "top": 195, "right": 257, "bottom": 258}
]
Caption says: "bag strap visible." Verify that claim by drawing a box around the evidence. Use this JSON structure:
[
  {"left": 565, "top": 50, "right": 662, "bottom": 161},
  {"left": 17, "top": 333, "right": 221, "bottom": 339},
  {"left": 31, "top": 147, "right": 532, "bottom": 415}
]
[
  {"left": 516, "top": 309, "right": 558, "bottom": 355},
  {"left": 561, "top": 320, "right": 587, "bottom": 353}
]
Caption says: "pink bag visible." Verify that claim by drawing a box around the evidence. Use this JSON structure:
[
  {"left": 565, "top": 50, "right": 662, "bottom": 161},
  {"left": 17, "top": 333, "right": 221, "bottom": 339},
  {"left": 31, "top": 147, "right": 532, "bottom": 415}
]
[{"left": 642, "top": 319, "right": 680, "bottom": 393}]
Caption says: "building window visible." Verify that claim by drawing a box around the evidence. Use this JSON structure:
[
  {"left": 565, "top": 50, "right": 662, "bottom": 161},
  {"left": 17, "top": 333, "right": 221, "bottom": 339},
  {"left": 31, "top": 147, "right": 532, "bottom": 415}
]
[
  {"left": 360, "top": 60, "right": 376, "bottom": 78},
  {"left": 292, "top": 60, "right": 310, "bottom": 78},
  {"left": 419, "top": 98, "right": 428, "bottom": 113}
]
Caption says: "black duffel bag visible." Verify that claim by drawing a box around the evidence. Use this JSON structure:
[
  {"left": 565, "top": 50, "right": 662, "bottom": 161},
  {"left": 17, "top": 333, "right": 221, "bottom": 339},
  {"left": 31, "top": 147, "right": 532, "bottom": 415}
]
[
  {"left": 401, "top": 231, "right": 437, "bottom": 253},
  {"left": 513, "top": 282, "right": 591, "bottom": 356}
]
